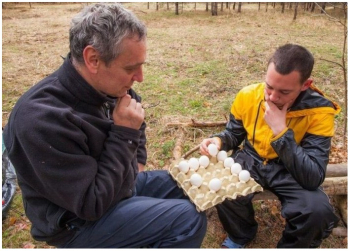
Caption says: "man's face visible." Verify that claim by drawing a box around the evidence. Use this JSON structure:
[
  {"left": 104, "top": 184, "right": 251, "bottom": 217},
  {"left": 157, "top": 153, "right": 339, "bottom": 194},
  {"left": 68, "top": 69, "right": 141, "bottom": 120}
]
[
  {"left": 95, "top": 37, "right": 146, "bottom": 98},
  {"left": 264, "top": 63, "right": 311, "bottom": 109}
]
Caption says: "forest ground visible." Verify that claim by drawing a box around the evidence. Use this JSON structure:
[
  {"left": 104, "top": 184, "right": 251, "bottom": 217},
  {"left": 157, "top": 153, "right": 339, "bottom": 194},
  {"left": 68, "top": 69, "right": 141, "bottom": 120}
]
[{"left": 2, "top": 2, "right": 347, "bottom": 248}]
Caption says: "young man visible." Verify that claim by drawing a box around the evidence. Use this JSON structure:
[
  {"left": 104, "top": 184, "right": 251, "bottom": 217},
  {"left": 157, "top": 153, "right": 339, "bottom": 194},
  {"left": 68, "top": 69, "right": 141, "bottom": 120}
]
[
  {"left": 3, "top": 3, "right": 206, "bottom": 248},
  {"left": 200, "top": 44, "right": 340, "bottom": 248}
]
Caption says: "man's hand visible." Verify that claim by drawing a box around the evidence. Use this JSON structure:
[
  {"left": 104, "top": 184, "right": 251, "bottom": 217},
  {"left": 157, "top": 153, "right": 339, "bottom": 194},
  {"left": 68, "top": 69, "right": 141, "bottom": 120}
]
[
  {"left": 264, "top": 89, "right": 292, "bottom": 136},
  {"left": 112, "top": 94, "right": 145, "bottom": 130},
  {"left": 200, "top": 137, "right": 221, "bottom": 156}
]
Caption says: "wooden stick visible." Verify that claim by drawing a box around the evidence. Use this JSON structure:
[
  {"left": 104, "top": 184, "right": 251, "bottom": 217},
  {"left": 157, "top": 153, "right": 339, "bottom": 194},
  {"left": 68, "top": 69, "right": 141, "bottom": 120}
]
[
  {"left": 173, "top": 128, "right": 185, "bottom": 160},
  {"left": 166, "top": 120, "right": 227, "bottom": 128},
  {"left": 182, "top": 144, "right": 200, "bottom": 159}
]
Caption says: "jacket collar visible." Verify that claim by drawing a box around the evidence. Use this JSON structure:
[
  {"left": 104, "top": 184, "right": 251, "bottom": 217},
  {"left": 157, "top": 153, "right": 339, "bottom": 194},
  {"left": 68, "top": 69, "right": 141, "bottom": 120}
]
[{"left": 57, "top": 53, "right": 114, "bottom": 106}]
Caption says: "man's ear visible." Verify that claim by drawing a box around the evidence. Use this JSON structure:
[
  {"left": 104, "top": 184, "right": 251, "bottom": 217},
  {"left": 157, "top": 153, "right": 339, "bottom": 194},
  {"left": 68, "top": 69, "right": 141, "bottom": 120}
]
[
  {"left": 82, "top": 46, "right": 100, "bottom": 74},
  {"left": 301, "top": 79, "right": 313, "bottom": 91}
]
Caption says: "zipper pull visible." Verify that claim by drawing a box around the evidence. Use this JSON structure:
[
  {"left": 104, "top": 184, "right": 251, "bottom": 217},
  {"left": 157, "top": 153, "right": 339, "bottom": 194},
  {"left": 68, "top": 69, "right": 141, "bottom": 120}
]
[
  {"left": 103, "top": 102, "right": 110, "bottom": 119},
  {"left": 263, "top": 159, "right": 268, "bottom": 166}
]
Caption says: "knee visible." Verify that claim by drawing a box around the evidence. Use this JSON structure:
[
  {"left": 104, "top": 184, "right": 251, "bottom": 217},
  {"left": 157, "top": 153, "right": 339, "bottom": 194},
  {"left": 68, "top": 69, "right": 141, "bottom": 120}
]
[
  {"left": 173, "top": 200, "right": 207, "bottom": 232},
  {"left": 283, "top": 192, "right": 335, "bottom": 227}
]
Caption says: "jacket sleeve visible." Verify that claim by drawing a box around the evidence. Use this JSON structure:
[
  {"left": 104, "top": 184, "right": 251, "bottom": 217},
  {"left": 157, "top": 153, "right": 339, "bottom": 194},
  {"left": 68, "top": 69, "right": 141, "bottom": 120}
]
[
  {"left": 212, "top": 113, "right": 247, "bottom": 151},
  {"left": 271, "top": 129, "right": 331, "bottom": 190},
  {"left": 129, "top": 89, "right": 147, "bottom": 165}
]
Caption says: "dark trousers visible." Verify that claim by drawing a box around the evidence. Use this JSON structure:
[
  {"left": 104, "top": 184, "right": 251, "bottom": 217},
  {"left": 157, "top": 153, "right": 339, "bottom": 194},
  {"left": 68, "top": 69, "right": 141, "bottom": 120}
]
[
  {"left": 216, "top": 152, "right": 339, "bottom": 248},
  {"left": 60, "top": 170, "right": 207, "bottom": 248}
]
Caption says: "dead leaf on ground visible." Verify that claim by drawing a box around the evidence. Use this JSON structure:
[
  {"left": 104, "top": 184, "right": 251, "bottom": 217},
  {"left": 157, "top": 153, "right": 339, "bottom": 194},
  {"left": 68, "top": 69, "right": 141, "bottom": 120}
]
[{"left": 23, "top": 242, "right": 36, "bottom": 249}]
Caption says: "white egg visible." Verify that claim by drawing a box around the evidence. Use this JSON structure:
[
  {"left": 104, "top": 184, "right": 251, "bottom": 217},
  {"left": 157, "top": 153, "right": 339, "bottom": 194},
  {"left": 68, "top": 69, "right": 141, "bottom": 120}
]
[
  {"left": 198, "top": 155, "right": 210, "bottom": 168},
  {"left": 208, "top": 143, "right": 219, "bottom": 157},
  {"left": 217, "top": 150, "right": 228, "bottom": 162},
  {"left": 239, "top": 170, "right": 251, "bottom": 182},
  {"left": 178, "top": 160, "right": 189, "bottom": 173},
  {"left": 188, "top": 157, "right": 200, "bottom": 171},
  {"left": 190, "top": 173, "right": 203, "bottom": 187},
  {"left": 231, "top": 163, "right": 242, "bottom": 175},
  {"left": 209, "top": 178, "right": 222, "bottom": 192},
  {"left": 224, "top": 157, "right": 235, "bottom": 168}
]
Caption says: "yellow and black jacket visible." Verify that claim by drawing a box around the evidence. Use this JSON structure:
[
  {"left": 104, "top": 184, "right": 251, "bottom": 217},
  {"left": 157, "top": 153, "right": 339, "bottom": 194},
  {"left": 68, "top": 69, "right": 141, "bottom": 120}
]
[{"left": 214, "top": 82, "right": 341, "bottom": 190}]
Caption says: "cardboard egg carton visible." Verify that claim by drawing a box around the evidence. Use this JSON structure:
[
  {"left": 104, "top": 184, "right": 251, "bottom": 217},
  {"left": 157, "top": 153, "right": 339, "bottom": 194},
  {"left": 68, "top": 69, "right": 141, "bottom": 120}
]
[{"left": 169, "top": 155, "right": 263, "bottom": 212}]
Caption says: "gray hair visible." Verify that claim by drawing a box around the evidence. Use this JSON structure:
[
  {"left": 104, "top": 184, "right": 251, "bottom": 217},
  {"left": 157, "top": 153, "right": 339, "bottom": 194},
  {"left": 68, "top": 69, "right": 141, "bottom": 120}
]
[{"left": 69, "top": 3, "right": 147, "bottom": 66}]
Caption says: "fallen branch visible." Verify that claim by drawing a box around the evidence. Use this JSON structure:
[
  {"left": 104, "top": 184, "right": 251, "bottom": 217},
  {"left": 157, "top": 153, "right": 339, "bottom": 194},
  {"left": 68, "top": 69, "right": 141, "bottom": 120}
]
[
  {"left": 166, "top": 119, "right": 227, "bottom": 128},
  {"left": 182, "top": 144, "right": 200, "bottom": 159},
  {"left": 173, "top": 128, "right": 185, "bottom": 160}
]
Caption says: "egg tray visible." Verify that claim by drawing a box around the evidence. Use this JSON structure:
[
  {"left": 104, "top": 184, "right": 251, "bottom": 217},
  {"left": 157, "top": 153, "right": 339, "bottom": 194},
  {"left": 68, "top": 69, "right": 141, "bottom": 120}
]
[{"left": 169, "top": 158, "right": 263, "bottom": 212}]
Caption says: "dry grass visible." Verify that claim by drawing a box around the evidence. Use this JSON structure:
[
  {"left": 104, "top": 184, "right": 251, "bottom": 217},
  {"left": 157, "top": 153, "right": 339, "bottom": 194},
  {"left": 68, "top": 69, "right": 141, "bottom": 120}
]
[{"left": 2, "top": 2, "right": 347, "bottom": 248}]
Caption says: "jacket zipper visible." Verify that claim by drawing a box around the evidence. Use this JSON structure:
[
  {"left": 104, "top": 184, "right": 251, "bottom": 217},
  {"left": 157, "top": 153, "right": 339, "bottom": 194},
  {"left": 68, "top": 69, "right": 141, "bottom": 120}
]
[{"left": 103, "top": 102, "right": 110, "bottom": 119}]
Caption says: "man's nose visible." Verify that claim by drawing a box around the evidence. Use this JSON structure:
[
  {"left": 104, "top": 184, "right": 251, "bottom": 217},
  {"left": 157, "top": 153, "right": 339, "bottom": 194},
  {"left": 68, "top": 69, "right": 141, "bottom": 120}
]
[
  {"left": 269, "top": 91, "right": 279, "bottom": 102},
  {"left": 132, "top": 67, "right": 143, "bottom": 83}
]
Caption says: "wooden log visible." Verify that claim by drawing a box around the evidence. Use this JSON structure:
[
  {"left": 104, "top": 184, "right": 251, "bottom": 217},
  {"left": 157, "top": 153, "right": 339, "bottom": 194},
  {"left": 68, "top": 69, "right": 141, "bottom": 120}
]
[
  {"left": 327, "top": 163, "right": 347, "bottom": 177},
  {"left": 334, "top": 195, "right": 348, "bottom": 225},
  {"left": 253, "top": 176, "right": 348, "bottom": 201},
  {"left": 322, "top": 176, "right": 347, "bottom": 195},
  {"left": 332, "top": 227, "right": 348, "bottom": 237}
]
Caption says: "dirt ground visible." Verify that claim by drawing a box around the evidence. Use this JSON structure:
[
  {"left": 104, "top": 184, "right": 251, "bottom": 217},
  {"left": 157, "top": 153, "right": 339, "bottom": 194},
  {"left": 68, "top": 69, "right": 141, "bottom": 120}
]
[{"left": 2, "top": 2, "right": 348, "bottom": 249}]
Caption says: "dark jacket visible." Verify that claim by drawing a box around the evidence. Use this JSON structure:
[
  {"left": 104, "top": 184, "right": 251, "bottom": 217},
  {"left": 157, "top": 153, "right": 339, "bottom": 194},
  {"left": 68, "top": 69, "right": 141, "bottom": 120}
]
[
  {"left": 3, "top": 55, "right": 147, "bottom": 246},
  {"left": 214, "top": 83, "right": 340, "bottom": 191}
]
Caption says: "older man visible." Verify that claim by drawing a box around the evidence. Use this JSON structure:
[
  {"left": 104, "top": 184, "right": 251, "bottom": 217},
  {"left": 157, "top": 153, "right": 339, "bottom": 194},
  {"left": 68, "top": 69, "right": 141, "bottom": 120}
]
[{"left": 3, "top": 3, "right": 206, "bottom": 248}]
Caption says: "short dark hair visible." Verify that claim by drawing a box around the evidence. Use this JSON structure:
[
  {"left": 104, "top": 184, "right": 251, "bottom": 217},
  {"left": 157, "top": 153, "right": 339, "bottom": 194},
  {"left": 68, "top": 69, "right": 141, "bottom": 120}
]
[{"left": 268, "top": 44, "right": 314, "bottom": 83}]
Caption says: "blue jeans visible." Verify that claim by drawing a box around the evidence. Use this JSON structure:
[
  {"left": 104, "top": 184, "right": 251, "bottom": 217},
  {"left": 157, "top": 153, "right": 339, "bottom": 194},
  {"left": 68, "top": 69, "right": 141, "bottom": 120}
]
[{"left": 60, "top": 170, "right": 207, "bottom": 248}]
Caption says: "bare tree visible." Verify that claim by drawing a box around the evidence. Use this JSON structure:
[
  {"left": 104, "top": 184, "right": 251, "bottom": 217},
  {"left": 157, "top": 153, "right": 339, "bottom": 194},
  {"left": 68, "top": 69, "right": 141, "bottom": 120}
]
[
  {"left": 238, "top": 2, "right": 242, "bottom": 13},
  {"left": 293, "top": 3, "right": 298, "bottom": 20},
  {"left": 315, "top": 3, "right": 348, "bottom": 145},
  {"left": 175, "top": 2, "right": 179, "bottom": 15},
  {"left": 321, "top": 2, "right": 326, "bottom": 14},
  {"left": 211, "top": 2, "right": 218, "bottom": 16}
]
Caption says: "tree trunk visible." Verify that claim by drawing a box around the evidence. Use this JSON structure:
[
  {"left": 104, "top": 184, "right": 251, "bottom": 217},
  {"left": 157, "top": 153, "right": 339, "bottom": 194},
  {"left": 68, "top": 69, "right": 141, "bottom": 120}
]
[
  {"left": 211, "top": 2, "right": 218, "bottom": 16},
  {"left": 293, "top": 3, "right": 298, "bottom": 20},
  {"left": 281, "top": 2, "right": 285, "bottom": 13},
  {"left": 175, "top": 2, "right": 179, "bottom": 15},
  {"left": 321, "top": 2, "right": 326, "bottom": 14},
  {"left": 238, "top": 2, "right": 242, "bottom": 13},
  {"left": 311, "top": 3, "right": 315, "bottom": 12},
  {"left": 206, "top": 2, "right": 209, "bottom": 11}
]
